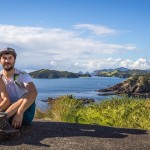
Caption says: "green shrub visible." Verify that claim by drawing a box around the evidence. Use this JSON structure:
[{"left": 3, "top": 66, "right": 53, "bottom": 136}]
[{"left": 35, "top": 95, "right": 150, "bottom": 130}]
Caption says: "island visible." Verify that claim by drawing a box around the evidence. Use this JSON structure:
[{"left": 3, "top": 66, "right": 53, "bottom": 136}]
[{"left": 29, "top": 69, "right": 91, "bottom": 79}]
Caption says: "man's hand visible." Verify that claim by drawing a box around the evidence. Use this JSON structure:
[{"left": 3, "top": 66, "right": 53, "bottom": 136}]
[{"left": 12, "top": 111, "right": 23, "bottom": 129}]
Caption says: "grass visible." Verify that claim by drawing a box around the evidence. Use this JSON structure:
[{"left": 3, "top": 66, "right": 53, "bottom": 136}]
[{"left": 35, "top": 95, "right": 150, "bottom": 130}]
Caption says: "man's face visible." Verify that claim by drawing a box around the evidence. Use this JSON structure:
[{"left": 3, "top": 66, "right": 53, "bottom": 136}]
[{"left": 0, "top": 54, "right": 15, "bottom": 71}]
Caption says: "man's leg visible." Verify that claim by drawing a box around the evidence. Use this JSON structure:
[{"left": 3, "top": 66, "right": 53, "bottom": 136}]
[
  {"left": 9, "top": 102, "right": 36, "bottom": 125},
  {"left": 5, "top": 99, "right": 35, "bottom": 126},
  {"left": 22, "top": 102, "right": 36, "bottom": 125}
]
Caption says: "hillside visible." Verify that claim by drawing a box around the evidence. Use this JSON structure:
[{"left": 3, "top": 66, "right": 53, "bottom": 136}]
[
  {"left": 29, "top": 69, "right": 91, "bottom": 79},
  {"left": 93, "top": 67, "right": 150, "bottom": 78},
  {"left": 97, "top": 74, "right": 150, "bottom": 97}
]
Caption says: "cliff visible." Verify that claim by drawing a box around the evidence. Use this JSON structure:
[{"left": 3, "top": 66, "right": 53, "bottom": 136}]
[{"left": 97, "top": 74, "right": 150, "bottom": 97}]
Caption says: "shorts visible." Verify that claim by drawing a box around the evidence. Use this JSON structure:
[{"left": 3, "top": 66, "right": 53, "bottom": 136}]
[{"left": 22, "top": 102, "right": 36, "bottom": 125}]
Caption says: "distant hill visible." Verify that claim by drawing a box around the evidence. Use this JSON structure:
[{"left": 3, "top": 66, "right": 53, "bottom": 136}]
[
  {"left": 92, "top": 67, "right": 150, "bottom": 78},
  {"left": 116, "top": 67, "right": 130, "bottom": 71},
  {"left": 29, "top": 69, "right": 91, "bottom": 79}
]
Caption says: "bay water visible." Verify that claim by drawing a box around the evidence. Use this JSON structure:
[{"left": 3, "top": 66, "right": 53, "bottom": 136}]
[{"left": 34, "top": 77, "right": 125, "bottom": 110}]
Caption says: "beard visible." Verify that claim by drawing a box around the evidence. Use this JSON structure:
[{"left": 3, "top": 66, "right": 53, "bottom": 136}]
[{"left": 3, "top": 63, "right": 14, "bottom": 71}]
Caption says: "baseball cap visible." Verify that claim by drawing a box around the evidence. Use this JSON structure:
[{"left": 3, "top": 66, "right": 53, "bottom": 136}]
[{"left": 0, "top": 47, "right": 17, "bottom": 58}]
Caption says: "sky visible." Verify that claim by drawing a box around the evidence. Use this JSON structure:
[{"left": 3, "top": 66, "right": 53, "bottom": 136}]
[{"left": 0, "top": 0, "right": 150, "bottom": 73}]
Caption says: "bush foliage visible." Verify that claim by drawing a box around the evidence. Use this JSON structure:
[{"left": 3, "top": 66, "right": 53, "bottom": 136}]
[{"left": 35, "top": 95, "right": 150, "bottom": 130}]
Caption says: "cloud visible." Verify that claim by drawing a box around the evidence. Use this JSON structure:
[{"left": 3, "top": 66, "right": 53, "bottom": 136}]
[
  {"left": 75, "top": 58, "right": 150, "bottom": 72},
  {"left": 0, "top": 24, "right": 141, "bottom": 72},
  {"left": 129, "top": 58, "right": 150, "bottom": 69},
  {"left": 120, "top": 58, "right": 150, "bottom": 70},
  {"left": 50, "top": 61, "right": 57, "bottom": 66},
  {"left": 74, "top": 24, "right": 118, "bottom": 35}
]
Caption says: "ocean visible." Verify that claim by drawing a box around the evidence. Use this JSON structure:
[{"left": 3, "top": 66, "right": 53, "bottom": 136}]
[{"left": 33, "top": 76, "right": 125, "bottom": 110}]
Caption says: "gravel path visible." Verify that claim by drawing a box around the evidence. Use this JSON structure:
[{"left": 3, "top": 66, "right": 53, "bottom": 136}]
[{"left": 0, "top": 120, "right": 150, "bottom": 150}]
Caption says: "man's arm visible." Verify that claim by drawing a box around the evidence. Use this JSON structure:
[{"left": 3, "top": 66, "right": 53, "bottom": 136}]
[
  {"left": 17, "top": 82, "right": 38, "bottom": 114},
  {"left": 6, "top": 82, "right": 38, "bottom": 128},
  {"left": 0, "top": 79, "right": 10, "bottom": 111}
]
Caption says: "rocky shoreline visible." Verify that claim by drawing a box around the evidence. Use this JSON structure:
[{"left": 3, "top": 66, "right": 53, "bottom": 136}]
[{"left": 40, "top": 96, "right": 95, "bottom": 104}]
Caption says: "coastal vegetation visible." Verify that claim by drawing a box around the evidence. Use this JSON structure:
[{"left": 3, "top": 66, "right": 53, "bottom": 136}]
[{"left": 35, "top": 95, "right": 150, "bottom": 130}]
